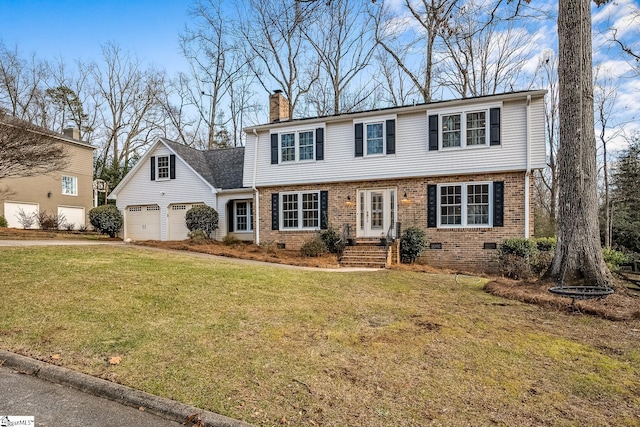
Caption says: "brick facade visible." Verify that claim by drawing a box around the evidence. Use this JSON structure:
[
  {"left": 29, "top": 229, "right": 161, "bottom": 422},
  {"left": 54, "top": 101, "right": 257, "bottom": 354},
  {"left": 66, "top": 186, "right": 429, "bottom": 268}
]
[{"left": 256, "top": 171, "right": 533, "bottom": 272}]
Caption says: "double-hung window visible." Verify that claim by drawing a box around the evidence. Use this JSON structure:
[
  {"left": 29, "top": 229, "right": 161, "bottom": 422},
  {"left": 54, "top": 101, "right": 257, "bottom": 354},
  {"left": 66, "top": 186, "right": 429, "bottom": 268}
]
[
  {"left": 441, "top": 111, "right": 487, "bottom": 148},
  {"left": 281, "top": 191, "right": 320, "bottom": 230},
  {"left": 366, "top": 123, "right": 384, "bottom": 155},
  {"left": 279, "top": 130, "right": 315, "bottom": 163},
  {"left": 438, "top": 183, "right": 491, "bottom": 227},
  {"left": 234, "top": 201, "right": 253, "bottom": 232},
  {"left": 156, "top": 155, "right": 170, "bottom": 179},
  {"left": 62, "top": 175, "right": 77, "bottom": 196}
]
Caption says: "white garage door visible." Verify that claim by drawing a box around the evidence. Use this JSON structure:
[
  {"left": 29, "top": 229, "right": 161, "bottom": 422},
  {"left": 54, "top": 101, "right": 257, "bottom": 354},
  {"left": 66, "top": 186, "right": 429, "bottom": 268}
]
[
  {"left": 168, "top": 203, "right": 204, "bottom": 240},
  {"left": 125, "top": 205, "right": 161, "bottom": 241},
  {"left": 4, "top": 202, "right": 39, "bottom": 229},
  {"left": 58, "top": 206, "right": 85, "bottom": 230}
]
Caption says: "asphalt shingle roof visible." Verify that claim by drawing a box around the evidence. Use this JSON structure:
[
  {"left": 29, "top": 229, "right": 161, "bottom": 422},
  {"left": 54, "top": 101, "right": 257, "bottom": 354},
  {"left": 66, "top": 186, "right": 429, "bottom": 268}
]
[{"left": 160, "top": 138, "right": 245, "bottom": 190}]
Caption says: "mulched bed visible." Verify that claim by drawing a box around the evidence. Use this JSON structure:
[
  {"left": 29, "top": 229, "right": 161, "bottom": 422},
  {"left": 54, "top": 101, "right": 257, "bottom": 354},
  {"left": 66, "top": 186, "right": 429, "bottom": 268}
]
[{"left": 485, "top": 277, "right": 640, "bottom": 321}]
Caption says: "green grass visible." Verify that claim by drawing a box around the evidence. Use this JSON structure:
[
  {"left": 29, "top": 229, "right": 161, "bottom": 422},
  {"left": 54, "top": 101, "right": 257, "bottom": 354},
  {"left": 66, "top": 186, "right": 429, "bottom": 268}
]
[{"left": 1, "top": 246, "right": 639, "bottom": 426}]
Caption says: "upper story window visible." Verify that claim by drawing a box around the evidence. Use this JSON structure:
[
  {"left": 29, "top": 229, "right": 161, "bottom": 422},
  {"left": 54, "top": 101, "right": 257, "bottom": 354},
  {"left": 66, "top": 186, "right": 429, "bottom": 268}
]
[
  {"left": 271, "top": 127, "right": 324, "bottom": 164},
  {"left": 151, "top": 154, "right": 175, "bottom": 181},
  {"left": 62, "top": 175, "right": 77, "bottom": 196},
  {"left": 157, "top": 155, "right": 170, "bottom": 179},
  {"left": 354, "top": 117, "right": 396, "bottom": 157},
  {"left": 429, "top": 107, "right": 500, "bottom": 151}
]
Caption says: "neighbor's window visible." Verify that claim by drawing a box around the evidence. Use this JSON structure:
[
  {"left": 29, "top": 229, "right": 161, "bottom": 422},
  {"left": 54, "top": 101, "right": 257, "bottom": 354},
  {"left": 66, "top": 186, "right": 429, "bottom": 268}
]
[
  {"left": 438, "top": 183, "right": 491, "bottom": 227},
  {"left": 281, "top": 191, "right": 320, "bottom": 230},
  {"left": 366, "top": 123, "right": 384, "bottom": 155},
  {"left": 157, "top": 155, "right": 170, "bottom": 179},
  {"left": 62, "top": 175, "right": 78, "bottom": 196}
]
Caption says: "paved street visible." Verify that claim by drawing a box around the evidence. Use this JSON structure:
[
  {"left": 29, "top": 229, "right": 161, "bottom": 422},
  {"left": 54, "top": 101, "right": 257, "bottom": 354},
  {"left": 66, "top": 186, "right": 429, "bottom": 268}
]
[{"left": 0, "top": 366, "right": 184, "bottom": 427}]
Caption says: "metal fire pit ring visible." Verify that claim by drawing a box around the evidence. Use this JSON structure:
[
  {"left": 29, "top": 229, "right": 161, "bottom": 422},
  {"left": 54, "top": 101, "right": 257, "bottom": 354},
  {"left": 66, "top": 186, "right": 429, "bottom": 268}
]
[{"left": 548, "top": 285, "right": 614, "bottom": 309}]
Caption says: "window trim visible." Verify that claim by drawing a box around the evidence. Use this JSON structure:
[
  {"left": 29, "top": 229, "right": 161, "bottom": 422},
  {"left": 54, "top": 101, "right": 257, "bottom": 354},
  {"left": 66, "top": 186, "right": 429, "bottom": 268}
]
[
  {"left": 439, "top": 110, "right": 489, "bottom": 150},
  {"left": 354, "top": 114, "right": 396, "bottom": 158},
  {"left": 156, "top": 155, "right": 170, "bottom": 181},
  {"left": 279, "top": 191, "right": 321, "bottom": 231},
  {"left": 436, "top": 182, "right": 493, "bottom": 228},
  {"left": 61, "top": 175, "right": 78, "bottom": 196},
  {"left": 275, "top": 129, "right": 317, "bottom": 164},
  {"left": 234, "top": 200, "right": 253, "bottom": 232}
]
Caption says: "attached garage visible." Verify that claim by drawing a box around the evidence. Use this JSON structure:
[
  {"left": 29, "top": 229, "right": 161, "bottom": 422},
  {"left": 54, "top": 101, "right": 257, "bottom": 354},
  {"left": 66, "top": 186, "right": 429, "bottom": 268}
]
[
  {"left": 168, "top": 203, "right": 204, "bottom": 240},
  {"left": 125, "top": 205, "right": 161, "bottom": 241},
  {"left": 4, "top": 202, "right": 39, "bottom": 229},
  {"left": 58, "top": 206, "right": 86, "bottom": 230}
]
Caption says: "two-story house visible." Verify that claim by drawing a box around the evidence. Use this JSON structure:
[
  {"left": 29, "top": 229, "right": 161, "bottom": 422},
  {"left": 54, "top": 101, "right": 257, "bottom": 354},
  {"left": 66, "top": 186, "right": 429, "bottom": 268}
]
[
  {"left": 243, "top": 90, "right": 546, "bottom": 271},
  {"left": 0, "top": 127, "right": 94, "bottom": 230}
]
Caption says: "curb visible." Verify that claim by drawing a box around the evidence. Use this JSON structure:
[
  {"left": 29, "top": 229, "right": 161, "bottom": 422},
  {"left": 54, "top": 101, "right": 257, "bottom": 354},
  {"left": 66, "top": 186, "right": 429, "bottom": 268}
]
[{"left": 0, "top": 349, "right": 253, "bottom": 427}]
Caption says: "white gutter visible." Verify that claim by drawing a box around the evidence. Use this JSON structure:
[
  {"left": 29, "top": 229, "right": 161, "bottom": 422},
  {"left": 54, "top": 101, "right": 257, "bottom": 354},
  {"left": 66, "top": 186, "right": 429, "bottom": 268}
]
[
  {"left": 524, "top": 95, "right": 531, "bottom": 238},
  {"left": 252, "top": 128, "right": 260, "bottom": 245}
]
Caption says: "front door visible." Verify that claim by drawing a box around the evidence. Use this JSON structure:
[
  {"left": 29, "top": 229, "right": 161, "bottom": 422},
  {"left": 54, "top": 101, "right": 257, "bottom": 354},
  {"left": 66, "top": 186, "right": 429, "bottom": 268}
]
[{"left": 357, "top": 188, "right": 396, "bottom": 238}]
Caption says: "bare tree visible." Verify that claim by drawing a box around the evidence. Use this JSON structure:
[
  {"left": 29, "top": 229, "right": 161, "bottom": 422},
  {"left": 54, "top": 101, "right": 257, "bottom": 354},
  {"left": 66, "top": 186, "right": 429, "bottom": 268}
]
[
  {"left": 92, "top": 43, "right": 164, "bottom": 179},
  {"left": 437, "top": 0, "right": 533, "bottom": 97},
  {"left": 155, "top": 72, "right": 204, "bottom": 148},
  {"left": 0, "top": 111, "right": 67, "bottom": 179},
  {"left": 302, "top": 0, "right": 376, "bottom": 114},
  {"left": 372, "top": 0, "right": 458, "bottom": 104},
  {"left": 0, "top": 42, "right": 49, "bottom": 125},
  {"left": 373, "top": 50, "right": 420, "bottom": 107},
  {"left": 240, "top": 0, "right": 319, "bottom": 119}
]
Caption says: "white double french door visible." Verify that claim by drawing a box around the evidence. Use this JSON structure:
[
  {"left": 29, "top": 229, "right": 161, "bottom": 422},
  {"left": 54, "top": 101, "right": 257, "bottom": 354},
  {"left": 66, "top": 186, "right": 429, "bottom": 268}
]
[{"left": 357, "top": 188, "right": 397, "bottom": 238}]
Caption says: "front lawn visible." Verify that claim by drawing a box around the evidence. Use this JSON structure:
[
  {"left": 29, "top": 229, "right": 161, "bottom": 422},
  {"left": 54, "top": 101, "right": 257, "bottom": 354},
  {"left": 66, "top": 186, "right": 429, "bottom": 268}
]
[{"left": 1, "top": 246, "right": 639, "bottom": 426}]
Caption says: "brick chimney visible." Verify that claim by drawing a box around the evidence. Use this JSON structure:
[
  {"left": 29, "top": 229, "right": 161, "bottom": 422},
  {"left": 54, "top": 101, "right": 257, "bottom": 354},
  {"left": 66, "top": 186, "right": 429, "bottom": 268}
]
[
  {"left": 63, "top": 127, "right": 80, "bottom": 140},
  {"left": 269, "top": 90, "right": 290, "bottom": 123}
]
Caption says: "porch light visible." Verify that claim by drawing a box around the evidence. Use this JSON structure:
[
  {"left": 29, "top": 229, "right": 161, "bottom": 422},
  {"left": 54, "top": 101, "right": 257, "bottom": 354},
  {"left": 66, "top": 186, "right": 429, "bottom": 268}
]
[
  {"left": 401, "top": 191, "right": 410, "bottom": 204},
  {"left": 345, "top": 195, "right": 355, "bottom": 206}
]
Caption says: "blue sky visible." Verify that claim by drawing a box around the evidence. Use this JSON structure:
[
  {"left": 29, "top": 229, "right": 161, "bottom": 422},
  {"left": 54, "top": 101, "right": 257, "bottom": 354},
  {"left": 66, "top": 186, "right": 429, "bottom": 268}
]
[{"left": 0, "top": 0, "right": 190, "bottom": 74}]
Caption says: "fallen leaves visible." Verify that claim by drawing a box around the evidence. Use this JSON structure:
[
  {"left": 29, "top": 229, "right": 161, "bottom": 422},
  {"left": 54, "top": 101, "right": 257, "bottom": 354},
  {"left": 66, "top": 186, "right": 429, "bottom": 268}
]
[{"left": 108, "top": 356, "right": 122, "bottom": 365}]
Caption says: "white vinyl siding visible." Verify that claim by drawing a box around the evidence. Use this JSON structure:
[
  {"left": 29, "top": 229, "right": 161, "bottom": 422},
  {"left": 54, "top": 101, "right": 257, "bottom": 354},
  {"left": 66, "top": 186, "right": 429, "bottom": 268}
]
[{"left": 244, "top": 94, "right": 546, "bottom": 187}]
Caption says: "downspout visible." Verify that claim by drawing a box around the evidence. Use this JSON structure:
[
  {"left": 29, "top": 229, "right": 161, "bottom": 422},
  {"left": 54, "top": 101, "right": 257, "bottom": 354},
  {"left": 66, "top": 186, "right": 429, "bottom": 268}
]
[
  {"left": 252, "top": 128, "right": 260, "bottom": 245},
  {"left": 524, "top": 95, "right": 531, "bottom": 239}
]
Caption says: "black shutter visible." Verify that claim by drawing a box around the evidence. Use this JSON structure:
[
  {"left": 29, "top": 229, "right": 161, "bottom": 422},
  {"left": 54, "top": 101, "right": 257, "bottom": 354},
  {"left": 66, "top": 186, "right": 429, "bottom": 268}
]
[
  {"left": 227, "top": 201, "right": 234, "bottom": 233},
  {"left": 386, "top": 119, "right": 396, "bottom": 154},
  {"left": 428, "top": 115, "right": 439, "bottom": 151},
  {"left": 490, "top": 108, "right": 501, "bottom": 146},
  {"left": 150, "top": 156, "right": 156, "bottom": 181},
  {"left": 493, "top": 181, "right": 504, "bottom": 227},
  {"left": 271, "top": 193, "right": 279, "bottom": 230},
  {"left": 427, "top": 185, "right": 437, "bottom": 228},
  {"left": 315, "top": 128, "right": 324, "bottom": 160},
  {"left": 169, "top": 154, "right": 176, "bottom": 179},
  {"left": 354, "top": 123, "right": 363, "bottom": 157},
  {"left": 320, "top": 191, "right": 328, "bottom": 230},
  {"left": 271, "top": 133, "right": 278, "bottom": 164}
]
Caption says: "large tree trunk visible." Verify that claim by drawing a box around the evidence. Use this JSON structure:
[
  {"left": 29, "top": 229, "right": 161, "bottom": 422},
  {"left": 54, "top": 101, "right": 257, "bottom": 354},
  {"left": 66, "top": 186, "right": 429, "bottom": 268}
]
[{"left": 550, "top": 0, "right": 611, "bottom": 287}]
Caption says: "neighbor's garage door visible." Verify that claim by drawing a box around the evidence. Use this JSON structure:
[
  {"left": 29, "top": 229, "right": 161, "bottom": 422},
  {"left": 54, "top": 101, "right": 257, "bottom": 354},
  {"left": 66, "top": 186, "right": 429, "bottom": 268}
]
[
  {"left": 58, "top": 206, "right": 85, "bottom": 230},
  {"left": 168, "top": 203, "right": 204, "bottom": 240},
  {"left": 125, "top": 205, "right": 161, "bottom": 240},
  {"left": 4, "top": 202, "right": 39, "bottom": 229}
]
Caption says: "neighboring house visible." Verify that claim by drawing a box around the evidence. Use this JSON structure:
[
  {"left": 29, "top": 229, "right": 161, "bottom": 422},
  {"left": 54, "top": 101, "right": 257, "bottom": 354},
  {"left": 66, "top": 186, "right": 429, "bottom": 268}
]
[
  {"left": 0, "top": 127, "right": 94, "bottom": 230},
  {"left": 108, "top": 138, "right": 252, "bottom": 242},
  {"left": 243, "top": 90, "right": 547, "bottom": 271}
]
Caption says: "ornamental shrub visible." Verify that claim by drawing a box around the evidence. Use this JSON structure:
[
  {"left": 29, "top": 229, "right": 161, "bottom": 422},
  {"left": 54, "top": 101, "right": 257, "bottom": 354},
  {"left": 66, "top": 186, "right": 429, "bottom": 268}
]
[
  {"left": 498, "top": 238, "right": 539, "bottom": 279},
  {"left": 188, "top": 230, "right": 210, "bottom": 245},
  {"left": 185, "top": 205, "right": 219, "bottom": 236},
  {"left": 0, "top": 215, "right": 7, "bottom": 227},
  {"left": 89, "top": 205, "right": 123, "bottom": 238},
  {"left": 320, "top": 226, "right": 342, "bottom": 254},
  {"left": 534, "top": 236, "right": 556, "bottom": 252},
  {"left": 300, "top": 236, "right": 327, "bottom": 257},
  {"left": 400, "top": 227, "right": 427, "bottom": 264},
  {"left": 602, "top": 248, "right": 631, "bottom": 271}
]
